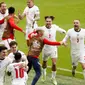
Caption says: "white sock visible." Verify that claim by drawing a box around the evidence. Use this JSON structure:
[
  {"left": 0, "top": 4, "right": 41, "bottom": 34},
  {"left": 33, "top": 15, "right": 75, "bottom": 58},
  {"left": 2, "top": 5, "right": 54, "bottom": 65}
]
[
  {"left": 42, "top": 68, "right": 46, "bottom": 76},
  {"left": 52, "top": 71, "right": 56, "bottom": 79},
  {"left": 83, "top": 69, "right": 85, "bottom": 79}
]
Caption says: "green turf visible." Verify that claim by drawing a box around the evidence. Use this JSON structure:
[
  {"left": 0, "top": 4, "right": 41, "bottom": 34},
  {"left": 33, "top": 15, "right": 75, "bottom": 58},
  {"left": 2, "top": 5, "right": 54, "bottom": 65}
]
[
  {"left": 4, "top": 70, "right": 85, "bottom": 85},
  {"left": 3, "top": 0, "right": 85, "bottom": 82}
]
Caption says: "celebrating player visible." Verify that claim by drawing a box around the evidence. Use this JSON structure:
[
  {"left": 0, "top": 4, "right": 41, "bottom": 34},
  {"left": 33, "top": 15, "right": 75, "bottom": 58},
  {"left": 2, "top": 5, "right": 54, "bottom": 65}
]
[
  {"left": 0, "top": 45, "right": 12, "bottom": 85},
  {"left": 0, "top": 6, "right": 25, "bottom": 50},
  {"left": 62, "top": 19, "right": 85, "bottom": 78},
  {"left": 27, "top": 29, "right": 64, "bottom": 85},
  {"left": 8, "top": 41, "right": 28, "bottom": 65},
  {"left": 7, "top": 52, "right": 28, "bottom": 85},
  {"left": 18, "top": 0, "right": 40, "bottom": 44},
  {"left": 38, "top": 16, "right": 66, "bottom": 85},
  {"left": 0, "top": 2, "right": 8, "bottom": 41}
]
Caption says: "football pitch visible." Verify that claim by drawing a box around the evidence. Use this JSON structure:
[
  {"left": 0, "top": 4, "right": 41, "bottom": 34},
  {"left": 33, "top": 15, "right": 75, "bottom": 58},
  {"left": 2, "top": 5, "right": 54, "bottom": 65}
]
[{"left": 3, "top": 0, "right": 85, "bottom": 84}]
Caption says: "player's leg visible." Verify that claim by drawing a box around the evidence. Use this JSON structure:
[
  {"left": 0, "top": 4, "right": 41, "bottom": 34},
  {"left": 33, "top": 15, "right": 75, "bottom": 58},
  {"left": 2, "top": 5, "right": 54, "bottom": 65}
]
[
  {"left": 51, "top": 50, "right": 57, "bottom": 85},
  {"left": 25, "top": 28, "right": 33, "bottom": 40},
  {"left": 71, "top": 54, "right": 79, "bottom": 76},
  {"left": 80, "top": 54, "right": 85, "bottom": 79},
  {"left": 31, "top": 57, "right": 41, "bottom": 85},
  {"left": 42, "top": 61, "right": 47, "bottom": 81},
  {"left": 27, "top": 56, "right": 33, "bottom": 73},
  {"left": 81, "top": 63, "right": 85, "bottom": 79},
  {"left": 42, "top": 51, "right": 49, "bottom": 81}
]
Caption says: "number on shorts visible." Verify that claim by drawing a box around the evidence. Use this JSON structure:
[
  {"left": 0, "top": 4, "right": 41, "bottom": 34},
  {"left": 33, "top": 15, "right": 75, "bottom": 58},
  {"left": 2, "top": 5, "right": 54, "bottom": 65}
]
[{"left": 15, "top": 68, "right": 24, "bottom": 78}]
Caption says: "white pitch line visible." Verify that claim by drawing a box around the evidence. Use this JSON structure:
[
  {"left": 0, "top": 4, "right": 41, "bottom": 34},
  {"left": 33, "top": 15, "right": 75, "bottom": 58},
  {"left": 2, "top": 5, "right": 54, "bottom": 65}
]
[{"left": 47, "top": 65, "right": 83, "bottom": 74}]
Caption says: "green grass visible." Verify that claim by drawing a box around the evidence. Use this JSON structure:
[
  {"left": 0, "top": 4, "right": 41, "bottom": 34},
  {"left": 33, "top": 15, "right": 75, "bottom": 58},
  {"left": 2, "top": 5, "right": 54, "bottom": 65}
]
[
  {"left": 5, "top": 70, "right": 85, "bottom": 85},
  {"left": 2, "top": 0, "right": 85, "bottom": 84}
]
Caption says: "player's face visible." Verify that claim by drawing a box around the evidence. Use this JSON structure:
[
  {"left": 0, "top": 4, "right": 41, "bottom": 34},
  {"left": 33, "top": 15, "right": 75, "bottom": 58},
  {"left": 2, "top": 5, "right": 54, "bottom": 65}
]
[
  {"left": 0, "top": 3, "right": 7, "bottom": 14},
  {"left": 74, "top": 20, "right": 80, "bottom": 30},
  {"left": 27, "top": 0, "right": 34, "bottom": 8},
  {"left": 0, "top": 50, "right": 7, "bottom": 59},
  {"left": 10, "top": 45, "right": 18, "bottom": 53},
  {"left": 45, "top": 18, "right": 52, "bottom": 28}
]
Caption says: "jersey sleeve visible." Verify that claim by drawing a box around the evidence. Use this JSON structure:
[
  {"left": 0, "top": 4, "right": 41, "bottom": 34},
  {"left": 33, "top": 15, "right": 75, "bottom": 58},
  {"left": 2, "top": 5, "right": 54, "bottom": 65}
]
[
  {"left": 62, "top": 30, "right": 70, "bottom": 42},
  {"left": 54, "top": 25, "right": 66, "bottom": 33},
  {"left": 0, "top": 19, "right": 4, "bottom": 24},
  {"left": 23, "top": 7, "right": 28, "bottom": 16},
  {"left": 28, "top": 31, "right": 37, "bottom": 39},
  {"left": 7, "top": 64, "right": 12, "bottom": 72},
  {"left": 8, "top": 17, "right": 23, "bottom": 32},
  {"left": 34, "top": 6, "right": 40, "bottom": 15},
  {"left": 43, "top": 38, "right": 61, "bottom": 45},
  {"left": 21, "top": 53, "right": 28, "bottom": 65}
]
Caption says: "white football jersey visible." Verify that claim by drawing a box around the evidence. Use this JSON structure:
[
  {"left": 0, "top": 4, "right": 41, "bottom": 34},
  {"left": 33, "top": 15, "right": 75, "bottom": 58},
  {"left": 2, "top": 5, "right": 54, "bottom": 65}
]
[
  {"left": 39, "top": 24, "right": 66, "bottom": 51},
  {"left": 8, "top": 50, "right": 28, "bottom": 64},
  {"left": 63, "top": 28, "right": 85, "bottom": 54},
  {"left": 0, "top": 57, "right": 12, "bottom": 83},
  {"left": 7, "top": 62, "right": 28, "bottom": 83},
  {"left": 23, "top": 5, "right": 40, "bottom": 29},
  {"left": 0, "top": 9, "right": 8, "bottom": 41}
]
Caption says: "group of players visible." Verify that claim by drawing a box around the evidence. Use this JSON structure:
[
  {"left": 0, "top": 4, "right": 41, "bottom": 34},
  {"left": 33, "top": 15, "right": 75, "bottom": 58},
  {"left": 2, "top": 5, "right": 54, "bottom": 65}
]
[{"left": 0, "top": 0, "right": 85, "bottom": 85}]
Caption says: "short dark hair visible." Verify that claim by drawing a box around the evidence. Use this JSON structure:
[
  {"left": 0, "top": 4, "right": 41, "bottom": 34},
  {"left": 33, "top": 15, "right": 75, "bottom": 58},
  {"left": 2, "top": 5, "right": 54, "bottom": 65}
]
[
  {"left": 45, "top": 16, "right": 55, "bottom": 21},
  {"left": 8, "top": 7, "right": 15, "bottom": 14},
  {"left": 0, "top": 2, "right": 5, "bottom": 7},
  {"left": 14, "top": 52, "right": 21, "bottom": 61},
  {"left": 0, "top": 45, "right": 7, "bottom": 52},
  {"left": 9, "top": 41, "right": 18, "bottom": 47}
]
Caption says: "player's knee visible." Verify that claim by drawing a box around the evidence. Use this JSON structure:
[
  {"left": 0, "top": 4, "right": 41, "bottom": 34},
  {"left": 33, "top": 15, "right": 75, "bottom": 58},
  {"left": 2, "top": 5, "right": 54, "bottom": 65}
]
[
  {"left": 82, "top": 65, "right": 85, "bottom": 69},
  {"left": 52, "top": 62, "right": 56, "bottom": 66},
  {"left": 37, "top": 72, "right": 41, "bottom": 78},
  {"left": 42, "top": 61, "right": 47, "bottom": 68}
]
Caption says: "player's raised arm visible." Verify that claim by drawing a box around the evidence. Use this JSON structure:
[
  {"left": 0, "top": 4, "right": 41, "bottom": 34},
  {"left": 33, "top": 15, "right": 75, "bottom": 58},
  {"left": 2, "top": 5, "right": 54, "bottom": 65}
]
[
  {"left": 43, "top": 38, "right": 63, "bottom": 45},
  {"left": 56, "top": 25, "right": 66, "bottom": 34},
  {"left": 8, "top": 17, "right": 25, "bottom": 34},
  {"left": 18, "top": 10, "right": 26, "bottom": 20}
]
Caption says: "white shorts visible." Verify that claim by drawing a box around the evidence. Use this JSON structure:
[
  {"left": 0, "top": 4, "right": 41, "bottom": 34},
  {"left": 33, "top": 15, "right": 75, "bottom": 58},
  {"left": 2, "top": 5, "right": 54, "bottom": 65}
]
[
  {"left": 25, "top": 28, "right": 33, "bottom": 40},
  {"left": 42, "top": 48, "right": 58, "bottom": 61},
  {"left": 71, "top": 53, "right": 85, "bottom": 66},
  {"left": 0, "top": 39, "right": 15, "bottom": 50},
  {"left": 12, "top": 82, "right": 26, "bottom": 85},
  {"left": 0, "top": 82, "right": 3, "bottom": 85}
]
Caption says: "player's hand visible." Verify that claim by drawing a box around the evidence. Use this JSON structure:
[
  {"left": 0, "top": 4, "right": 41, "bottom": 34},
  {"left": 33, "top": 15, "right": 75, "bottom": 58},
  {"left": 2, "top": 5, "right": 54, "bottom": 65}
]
[
  {"left": 62, "top": 41, "right": 67, "bottom": 46},
  {"left": 19, "top": 62, "right": 26, "bottom": 68},
  {"left": 59, "top": 41, "right": 64, "bottom": 45},
  {"left": 60, "top": 41, "right": 67, "bottom": 46},
  {"left": 22, "top": 30, "right": 26, "bottom": 35},
  {"left": 18, "top": 10, "right": 21, "bottom": 16}
]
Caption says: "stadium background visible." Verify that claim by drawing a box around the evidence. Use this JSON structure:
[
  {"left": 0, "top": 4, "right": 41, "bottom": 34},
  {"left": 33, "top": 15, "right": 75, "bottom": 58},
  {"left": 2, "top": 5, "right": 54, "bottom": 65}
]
[{"left": 3, "top": 0, "right": 85, "bottom": 85}]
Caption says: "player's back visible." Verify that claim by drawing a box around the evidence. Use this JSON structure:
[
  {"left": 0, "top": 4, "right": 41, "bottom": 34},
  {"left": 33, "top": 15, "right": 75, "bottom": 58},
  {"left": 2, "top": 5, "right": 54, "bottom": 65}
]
[
  {"left": 7, "top": 62, "right": 28, "bottom": 85},
  {"left": 8, "top": 50, "right": 28, "bottom": 64}
]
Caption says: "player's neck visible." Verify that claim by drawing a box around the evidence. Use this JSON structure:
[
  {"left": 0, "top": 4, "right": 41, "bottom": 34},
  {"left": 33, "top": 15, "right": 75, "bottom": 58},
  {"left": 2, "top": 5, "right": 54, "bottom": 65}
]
[
  {"left": 0, "top": 10, "right": 5, "bottom": 14},
  {"left": 45, "top": 26, "right": 51, "bottom": 29},
  {"left": 74, "top": 28, "right": 81, "bottom": 32},
  {"left": 29, "top": 5, "right": 34, "bottom": 8},
  {"left": 0, "top": 57, "right": 5, "bottom": 60}
]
